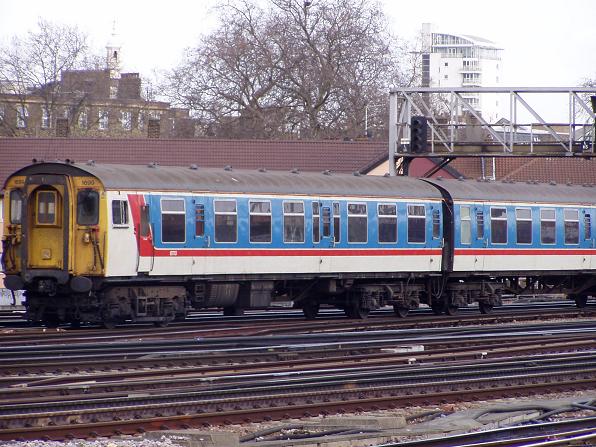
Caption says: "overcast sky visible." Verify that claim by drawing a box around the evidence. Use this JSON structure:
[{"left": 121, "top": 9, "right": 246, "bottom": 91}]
[{"left": 1, "top": 0, "right": 595, "bottom": 120}]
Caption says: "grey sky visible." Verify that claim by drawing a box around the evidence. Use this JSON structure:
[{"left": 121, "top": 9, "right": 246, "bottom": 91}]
[{"left": 1, "top": 0, "right": 594, "bottom": 122}]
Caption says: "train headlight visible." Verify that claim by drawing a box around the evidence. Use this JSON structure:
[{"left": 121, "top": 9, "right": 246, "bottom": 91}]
[{"left": 83, "top": 232, "right": 91, "bottom": 244}]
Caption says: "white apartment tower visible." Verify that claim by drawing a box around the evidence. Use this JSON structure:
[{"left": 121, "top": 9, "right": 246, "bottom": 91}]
[{"left": 421, "top": 23, "right": 503, "bottom": 123}]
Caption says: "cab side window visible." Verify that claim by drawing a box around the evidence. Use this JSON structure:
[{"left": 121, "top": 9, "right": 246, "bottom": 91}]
[
  {"left": 9, "top": 190, "right": 23, "bottom": 224},
  {"left": 112, "top": 200, "right": 129, "bottom": 226},
  {"left": 77, "top": 189, "right": 99, "bottom": 225}
]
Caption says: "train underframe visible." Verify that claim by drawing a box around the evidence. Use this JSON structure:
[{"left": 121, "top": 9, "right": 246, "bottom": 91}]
[{"left": 19, "top": 270, "right": 596, "bottom": 327}]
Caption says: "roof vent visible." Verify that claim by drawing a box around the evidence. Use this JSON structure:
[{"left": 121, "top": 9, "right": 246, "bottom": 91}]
[
  {"left": 566, "top": 181, "right": 572, "bottom": 186},
  {"left": 86, "top": 160, "right": 96, "bottom": 166},
  {"left": 291, "top": 168, "right": 300, "bottom": 174},
  {"left": 148, "top": 162, "right": 158, "bottom": 168},
  {"left": 189, "top": 164, "right": 198, "bottom": 170},
  {"left": 549, "top": 180, "right": 556, "bottom": 185},
  {"left": 224, "top": 165, "right": 233, "bottom": 171},
  {"left": 258, "top": 168, "right": 267, "bottom": 173},
  {"left": 458, "top": 176, "right": 465, "bottom": 181},
  {"left": 383, "top": 173, "right": 391, "bottom": 177},
  {"left": 436, "top": 176, "right": 443, "bottom": 181},
  {"left": 353, "top": 171, "right": 361, "bottom": 177},
  {"left": 322, "top": 170, "right": 332, "bottom": 176}
]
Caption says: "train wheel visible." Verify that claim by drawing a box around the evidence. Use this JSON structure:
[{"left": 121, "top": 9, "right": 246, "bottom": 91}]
[
  {"left": 574, "top": 295, "right": 588, "bottom": 308},
  {"left": 154, "top": 320, "right": 169, "bottom": 327},
  {"left": 302, "top": 302, "right": 320, "bottom": 320},
  {"left": 349, "top": 305, "right": 370, "bottom": 319},
  {"left": 445, "top": 304, "right": 459, "bottom": 316},
  {"left": 102, "top": 319, "right": 117, "bottom": 329},
  {"left": 393, "top": 305, "right": 409, "bottom": 318},
  {"left": 479, "top": 302, "right": 494, "bottom": 314},
  {"left": 223, "top": 306, "right": 244, "bottom": 316},
  {"left": 431, "top": 303, "right": 444, "bottom": 315}
]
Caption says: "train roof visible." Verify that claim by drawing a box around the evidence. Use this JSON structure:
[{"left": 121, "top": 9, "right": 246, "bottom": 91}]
[
  {"left": 426, "top": 178, "right": 596, "bottom": 206},
  {"left": 6, "top": 162, "right": 442, "bottom": 200}
]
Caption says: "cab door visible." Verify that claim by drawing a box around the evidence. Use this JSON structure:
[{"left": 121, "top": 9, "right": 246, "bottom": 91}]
[{"left": 26, "top": 178, "right": 69, "bottom": 271}]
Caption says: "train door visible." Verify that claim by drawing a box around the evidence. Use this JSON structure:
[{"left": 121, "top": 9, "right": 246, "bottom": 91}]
[
  {"left": 25, "top": 177, "right": 69, "bottom": 271},
  {"left": 317, "top": 200, "right": 338, "bottom": 273},
  {"left": 192, "top": 197, "right": 207, "bottom": 248},
  {"left": 584, "top": 209, "right": 594, "bottom": 270},
  {"left": 134, "top": 193, "right": 154, "bottom": 273},
  {"left": 473, "top": 204, "right": 488, "bottom": 271}
]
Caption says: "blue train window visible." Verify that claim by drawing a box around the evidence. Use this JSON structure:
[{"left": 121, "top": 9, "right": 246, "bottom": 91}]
[
  {"left": 195, "top": 204, "right": 205, "bottom": 237},
  {"left": 333, "top": 202, "right": 341, "bottom": 243},
  {"left": 476, "top": 210, "right": 485, "bottom": 239},
  {"left": 540, "top": 209, "right": 556, "bottom": 244},
  {"left": 432, "top": 209, "right": 440, "bottom": 239},
  {"left": 564, "top": 209, "right": 579, "bottom": 245},
  {"left": 322, "top": 207, "right": 331, "bottom": 238},
  {"left": 250, "top": 201, "right": 271, "bottom": 243},
  {"left": 214, "top": 200, "right": 237, "bottom": 243},
  {"left": 312, "top": 202, "right": 320, "bottom": 243},
  {"left": 378, "top": 204, "right": 397, "bottom": 243},
  {"left": 161, "top": 198, "right": 185, "bottom": 243},
  {"left": 585, "top": 214, "right": 592, "bottom": 240},
  {"left": 515, "top": 208, "right": 532, "bottom": 244},
  {"left": 348, "top": 203, "right": 367, "bottom": 243},
  {"left": 284, "top": 201, "right": 305, "bottom": 243},
  {"left": 490, "top": 208, "right": 507, "bottom": 244},
  {"left": 407, "top": 204, "right": 425, "bottom": 243},
  {"left": 9, "top": 190, "right": 22, "bottom": 224},
  {"left": 460, "top": 206, "right": 471, "bottom": 244}
]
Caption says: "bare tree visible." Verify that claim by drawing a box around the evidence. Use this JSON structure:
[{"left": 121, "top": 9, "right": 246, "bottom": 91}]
[
  {"left": 0, "top": 18, "right": 95, "bottom": 135},
  {"left": 162, "top": 0, "right": 412, "bottom": 139}
]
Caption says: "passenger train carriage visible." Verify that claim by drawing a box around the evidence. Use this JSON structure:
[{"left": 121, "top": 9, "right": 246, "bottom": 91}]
[{"left": 2, "top": 161, "right": 595, "bottom": 326}]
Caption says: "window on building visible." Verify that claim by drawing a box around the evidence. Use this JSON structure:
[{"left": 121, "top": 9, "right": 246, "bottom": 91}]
[
  {"left": 585, "top": 214, "right": 592, "bottom": 240},
  {"left": 78, "top": 109, "right": 88, "bottom": 129},
  {"left": 77, "top": 189, "right": 99, "bottom": 225},
  {"left": 0, "top": 106, "right": 5, "bottom": 123},
  {"left": 515, "top": 208, "right": 532, "bottom": 244},
  {"left": 333, "top": 202, "right": 341, "bottom": 242},
  {"left": 195, "top": 204, "right": 205, "bottom": 237},
  {"left": 16, "top": 105, "right": 28, "bottom": 128},
  {"left": 214, "top": 200, "right": 237, "bottom": 243},
  {"left": 284, "top": 201, "right": 305, "bottom": 243},
  {"left": 41, "top": 106, "right": 51, "bottom": 129},
  {"left": 138, "top": 111, "right": 145, "bottom": 130},
  {"left": 540, "top": 209, "right": 556, "bottom": 244},
  {"left": 9, "top": 190, "right": 23, "bottom": 224},
  {"left": 564, "top": 209, "right": 579, "bottom": 245},
  {"left": 312, "top": 202, "right": 320, "bottom": 243},
  {"left": 110, "top": 84, "right": 118, "bottom": 99},
  {"left": 121, "top": 111, "right": 132, "bottom": 130},
  {"left": 460, "top": 206, "right": 471, "bottom": 244},
  {"left": 476, "top": 210, "right": 485, "bottom": 239},
  {"left": 378, "top": 203, "right": 397, "bottom": 243},
  {"left": 250, "top": 200, "right": 271, "bottom": 243},
  {"left": 444, "top": 62, "right": 448, "bottom": 67},
  {"left": 161, "top": 198, "right": 185, "bottom": 243},
  {"left": 490, "top": 208, "right": 507, "bottom": 244},
  {"left": 37, "top": 191, "right": 57, "bottom": 225},
  {"left": 98, "top": 110, "right": 108, "bottom": 130},
  {"left": 408, "top": 204, "right": 426, "bottom": 243},
  {"left": 112, "top": 200, "right": 129, "bottom": 226},
  {"left": 348, "top": 203, "right": 367, "bottom": 243}
]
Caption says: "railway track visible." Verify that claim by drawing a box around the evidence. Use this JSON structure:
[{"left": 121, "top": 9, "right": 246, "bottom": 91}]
[{"left": 0, "top": 316, "right": 595, "bottom": 441}]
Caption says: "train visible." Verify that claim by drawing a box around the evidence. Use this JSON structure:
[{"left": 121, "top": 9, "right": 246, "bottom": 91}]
[{"left": 1, "top": 160, "right": 595, "bottom": 327}]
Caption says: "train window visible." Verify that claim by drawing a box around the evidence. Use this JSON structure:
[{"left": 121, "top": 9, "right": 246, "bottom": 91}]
[
  {"left": 348, "top": 203, "right": 367, "bottom": 243},
  {"left": 460, "top": 206, "right": 471, "bottom": 244},
  {"left": 585, "top": 214, "right": 592, "bottom": 240},
  {"left": 9, "top": 190, "right": 22, "bottom": 224},
  {"left": 250, "top": 200, "right": 271, "bottom": 243},
  {"left": 432, "top": 209, "right": 441, "bottom": 239},
  {"left": 407, "top": 204, "right": 425, "bottom": 243},
  {"left": 540, "top": 209, "right": 556, "bottom": 244},
  {"left": 378, "top": 204, "right": 397, "bottom": 243},
  {"left": 214, "top": 200, "right": 237, "bottom": 243},
  {"left": 195, "top": 204, "right": 205, "bottom": 237},
  {"left": 564, "top": 209, "right": 579, "bottom": 245},
  {"left": 161, "top": 198, "right": 185, "bottom": 243},
  {"left": 515, "top": 208, "right": 532, "bottom": 245},
  {"left": 476, "top": 210, "right": 485, "bottom": 239},
  {"left": 333, "top": 202, "right": 341, "bottom": 243},
  {"left": 140, "top": 205, "right": 150, "bottom": 237},
  {"left": 490, "top": 208, "right": 507, "bottom": 244},
  {"left": 37, "top": 191, "right": 57, "bottom": 225},
  {"left": 77, "top": 189, "right": 99, "bottom": 225},
  {"left": 312, "top": 202, "right": 320, "bottom": 243},
  {"left": 284, "top": 201, "right": 305, "bottom": 243},
  {"left": 112, "top": 200, "right": 129, "bottom": 226},
  {"left": 322, "top": 207, "right": 331, "bottom": 238}
]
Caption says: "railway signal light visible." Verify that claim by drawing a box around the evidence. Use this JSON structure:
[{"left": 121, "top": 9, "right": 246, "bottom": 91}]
[{"left": 410, "top": 116, "right": 428, "bottom": 153}]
